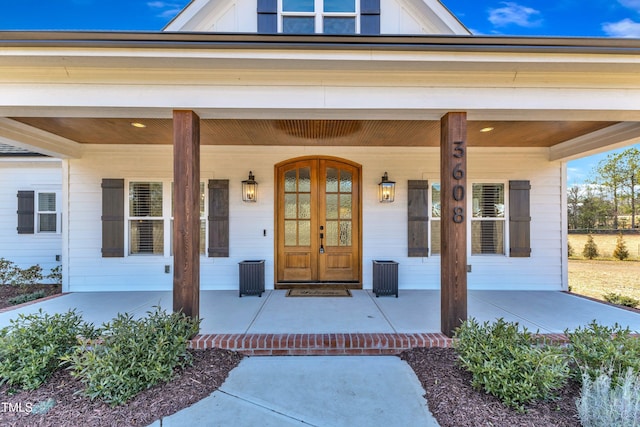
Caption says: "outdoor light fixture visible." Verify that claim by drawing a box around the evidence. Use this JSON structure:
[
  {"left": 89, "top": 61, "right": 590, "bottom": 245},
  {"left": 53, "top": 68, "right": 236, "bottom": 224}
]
[
  {"left": 378, "top": 172, "right": 395, "bottom": 203},
  {"left": 242, "top": 171, "right": 258, "bottom": 202}
]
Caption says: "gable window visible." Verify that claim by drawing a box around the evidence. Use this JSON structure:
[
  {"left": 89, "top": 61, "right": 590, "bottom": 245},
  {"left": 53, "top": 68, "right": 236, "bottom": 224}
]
[
  {"left": 281, "top": 0, "right": 358, "bottom": 34},
  {"left": 471, "top": 183, "right": 505, "bottom": 255},
  {"left": 128, "top": 182, "right": 164, "bottom": 255},
  {"left": 37, "top": 192, "right": 58, "bottom": 233}
]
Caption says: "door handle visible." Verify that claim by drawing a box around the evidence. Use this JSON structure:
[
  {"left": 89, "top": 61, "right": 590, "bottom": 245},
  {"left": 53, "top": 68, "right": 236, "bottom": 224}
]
[{"left": 319, "top": 226, "right": 325, "bottom": 254}]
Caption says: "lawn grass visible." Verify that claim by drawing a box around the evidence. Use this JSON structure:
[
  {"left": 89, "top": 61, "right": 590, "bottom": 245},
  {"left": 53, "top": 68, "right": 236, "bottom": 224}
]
[{"left": 568, "top": 233, "right": 640, "bottom": 303}]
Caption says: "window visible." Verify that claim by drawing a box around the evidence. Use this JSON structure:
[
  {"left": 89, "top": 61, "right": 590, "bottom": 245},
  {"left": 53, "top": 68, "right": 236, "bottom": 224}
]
[
  {"left": 431, "top": 183, "right": 441, "bottom": 255},
  {"left": 471, "top": 183, "right": 505, "bottom": 255},
  {"left": 281, "top": 0, "right": 358, "bottom": 34},
  {"left": 128, "top": 182, "right": 164, "bottom": 255},
  {"left": 37, "top": 192, "right": 57, "bottom": 233}
]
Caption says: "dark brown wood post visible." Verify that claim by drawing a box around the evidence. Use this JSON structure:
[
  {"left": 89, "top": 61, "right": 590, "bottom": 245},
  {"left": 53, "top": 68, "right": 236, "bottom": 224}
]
[
  {"left": 440, "top": 112, "right": 467, "bottom": 337},
  {"left": 173, "top": 110, "right": 200, "bottom": 320}
]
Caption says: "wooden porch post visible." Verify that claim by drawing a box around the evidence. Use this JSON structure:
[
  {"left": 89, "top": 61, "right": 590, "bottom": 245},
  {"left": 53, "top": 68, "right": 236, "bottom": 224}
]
[
  {"left": 440, "top": 112, "right": 467, "bottom": 337},
  {"left": 173, "top": 110, "right": 200, "bottom": 319}
]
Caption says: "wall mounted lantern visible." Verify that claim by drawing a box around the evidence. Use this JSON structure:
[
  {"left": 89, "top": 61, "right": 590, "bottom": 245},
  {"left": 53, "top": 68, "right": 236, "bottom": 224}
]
[
  {"left": 242, "top": 171, "right": 258, "bottom": 202},
  {"left": 378, "top": 172, "right": 395, "bottom": 203}
]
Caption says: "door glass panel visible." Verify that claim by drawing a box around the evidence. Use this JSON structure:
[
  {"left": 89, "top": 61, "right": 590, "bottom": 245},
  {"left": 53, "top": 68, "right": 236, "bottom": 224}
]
[
  {"left": 285, "top": 170, "right": 297, "bottom": 192},
  {"left": 284, "top": 194, "right": 297, "bottom": 219},
  {"left": 298, "top": 194, "right": 311, "bottom": 218},
  {"left": 340, "top": 194, "right": 352, "bottom": 219},
  {"left": 339, "top": 170, "right": 352, "bottom": 192},
  {"left": 285, "top": 220, "right": 297, "bottom": 246},
  {"left": 326, "top": 167, "right": 338, "bottom": 193},
  {"left": 326, "top": 194, "right": 338, "bottom": 219},
  {"left": 326, "top": 221, "right": 338, "bottom": 246},
  {"left": 339, "top": 221, "right": 352, "bottom": 246},
  {"left": 299, "top": 167, "right": 311, "bottom": 192},
  {"left": 299, "top": 220, "right": 311, "bottom": 245}
]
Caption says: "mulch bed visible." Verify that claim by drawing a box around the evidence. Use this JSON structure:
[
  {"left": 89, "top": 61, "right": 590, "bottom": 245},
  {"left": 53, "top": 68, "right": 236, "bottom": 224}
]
[
  {"left": 401, "top": 347, "right": 582, "bottom": 427},
  {"left": 0, "top": 284, "right": 62, "bottom": 310},
  {"left": 0, "top": 349, "right": 243, "bottom": 427}
]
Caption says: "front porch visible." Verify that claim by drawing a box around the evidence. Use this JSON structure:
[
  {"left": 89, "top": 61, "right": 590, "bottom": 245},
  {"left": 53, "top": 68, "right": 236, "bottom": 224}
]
[{"left": 2, "top": 290, "right": 639, "bottom": 355}]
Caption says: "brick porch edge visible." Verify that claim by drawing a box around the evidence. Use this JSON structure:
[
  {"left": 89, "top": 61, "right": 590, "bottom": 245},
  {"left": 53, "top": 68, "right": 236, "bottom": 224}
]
[{"left": 188, "top": 333, "right": 571, "bottom": 355}]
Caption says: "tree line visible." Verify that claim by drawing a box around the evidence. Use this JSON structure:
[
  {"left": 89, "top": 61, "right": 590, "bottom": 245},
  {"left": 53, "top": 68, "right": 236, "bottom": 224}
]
[{"left": 568, "top": 147, "right": 640, "bottom": 231}]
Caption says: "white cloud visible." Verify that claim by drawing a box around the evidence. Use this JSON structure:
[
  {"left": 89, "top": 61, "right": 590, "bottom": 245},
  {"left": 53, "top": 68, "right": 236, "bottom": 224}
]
[
  {"left": 488, "top": 2, "right": 543, "bottom": 28},
  {"left": 147, "top": 1, "right": 184, "bottom": 19},
  {"left": 602, "top": 18, "right": 640, "bottom": 37},
  {"left": 618, "top": 0, "right": 640, "bottom": 12}
]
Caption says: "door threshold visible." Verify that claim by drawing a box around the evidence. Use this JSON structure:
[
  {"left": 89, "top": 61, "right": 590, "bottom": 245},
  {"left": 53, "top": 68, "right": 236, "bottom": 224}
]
[{"left": 275, "top": 282, "right": 362, "bottom": 290}]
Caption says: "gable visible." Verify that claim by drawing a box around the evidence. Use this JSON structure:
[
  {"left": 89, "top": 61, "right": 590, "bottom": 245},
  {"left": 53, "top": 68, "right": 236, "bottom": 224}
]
[{"left": 164, "top": 0, "right": 469, "bottom": 35}]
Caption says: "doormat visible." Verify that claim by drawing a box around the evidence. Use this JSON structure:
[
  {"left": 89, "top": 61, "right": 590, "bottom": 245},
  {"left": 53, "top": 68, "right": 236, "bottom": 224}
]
[{"left": 286, "top": 289, "right": 352, "bottom": 297}]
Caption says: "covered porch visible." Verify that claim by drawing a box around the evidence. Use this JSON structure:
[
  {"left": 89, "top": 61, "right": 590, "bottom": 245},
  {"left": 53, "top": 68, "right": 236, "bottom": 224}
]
[{"left": 2, "top": 290, "right": 639, "bottom": 354}]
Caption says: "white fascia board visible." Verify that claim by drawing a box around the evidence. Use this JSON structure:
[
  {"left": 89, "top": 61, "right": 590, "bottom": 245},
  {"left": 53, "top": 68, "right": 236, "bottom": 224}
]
[
  {"left": 0, "top": 118, "right": 83, "bottom": 159},
  {"left": 549, "top": 122, "right": 640, "bottom": 162}
]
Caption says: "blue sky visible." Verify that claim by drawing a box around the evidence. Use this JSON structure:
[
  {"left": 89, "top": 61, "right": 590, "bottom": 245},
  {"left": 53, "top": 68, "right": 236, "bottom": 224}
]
[{"left": 1, "top": 0, "right": 639, "bottom": 184}]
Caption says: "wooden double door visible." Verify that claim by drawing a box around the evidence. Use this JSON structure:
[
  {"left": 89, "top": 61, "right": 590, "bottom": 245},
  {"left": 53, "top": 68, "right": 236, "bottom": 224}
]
[{"left": 276, "top": 157, "right": 361, "bottom": 286}]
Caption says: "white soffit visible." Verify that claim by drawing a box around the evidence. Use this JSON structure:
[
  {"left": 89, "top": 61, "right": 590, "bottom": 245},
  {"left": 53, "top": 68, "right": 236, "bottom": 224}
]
[
  {"left": 549, "top": 122, "right": 640, "bottom": 162},
  {"left": 0, "top": 118, "right": 82, "bottom": 158}
]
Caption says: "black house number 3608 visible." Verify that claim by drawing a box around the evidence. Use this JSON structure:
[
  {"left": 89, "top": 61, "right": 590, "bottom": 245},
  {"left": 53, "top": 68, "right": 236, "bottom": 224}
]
[{"left": 452, "top": 140, "right": 465, "bottom": 224}]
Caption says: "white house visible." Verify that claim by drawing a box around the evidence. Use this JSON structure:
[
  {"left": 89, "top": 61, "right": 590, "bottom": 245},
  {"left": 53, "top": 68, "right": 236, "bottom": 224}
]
[
  {"left": 1, "top": 0, "right": 640, "bottom": 334},
  {"left": 0, "top": 143, "right": 62, "bottom": 276}
]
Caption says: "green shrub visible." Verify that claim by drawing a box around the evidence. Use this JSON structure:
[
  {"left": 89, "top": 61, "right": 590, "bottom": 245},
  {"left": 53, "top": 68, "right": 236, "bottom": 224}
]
[
  {"left": 613, "top": 233, "right": 630, "bottom": 260},
  {"left": 454, "top": 318, "right": 569, "bottom": 412},
  {"left": 8, "top": 290, "right": 46, "bottom": 305},
  {"left": 582, "top": 234, "right": 600, "bottom": 260},
  {"left": 11, "top": 264, "right": 43, "bottom": 287},
  {"left": 47, "top": 265, "right": 62, "bottom": 284},
  {"left": 63, "top": 306, "right": 200, "bottom": 406},
  {"left": 603, "top": 292, "right": 640, "bottom": 308},
  {"left": 0, "top": 258, "right": 18, "bottom": 285},
  {"left": 576, "top": 368, "right": 640, "bottom": 427},
  {"left": 0, "top": 309, "right": 95, "bottom": 390},
  {"left": 565, "top": 321, "right": 640, "bottom": 385}
]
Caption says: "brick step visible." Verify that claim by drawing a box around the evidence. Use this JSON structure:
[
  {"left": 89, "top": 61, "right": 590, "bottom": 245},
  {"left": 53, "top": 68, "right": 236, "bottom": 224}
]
[{"left": 189, "top": 333, "right": 453, "bottom": 355}]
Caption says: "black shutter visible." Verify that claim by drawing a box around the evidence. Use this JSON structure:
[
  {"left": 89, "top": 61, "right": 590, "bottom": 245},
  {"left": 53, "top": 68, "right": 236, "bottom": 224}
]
[
  {"left": 257, "top": 0, "right": 277, "bottom": 34},
  {"left": 17, "top": 191, "right": 35, "bottom": 234},
  {"left": 360, "top": 0, "right": 380, "bottom": 35},
  {"left": 408, "top": 180, "right": 429, "bottom": 257},
  {"left": 101, "top": 179, "right": 124, "bottom": 258},
  {"left": 208, "top": 179, "right": 229, "bottom": 257},
  {"left": 509, "top": 180, "right": 531, "bottom": 257}
]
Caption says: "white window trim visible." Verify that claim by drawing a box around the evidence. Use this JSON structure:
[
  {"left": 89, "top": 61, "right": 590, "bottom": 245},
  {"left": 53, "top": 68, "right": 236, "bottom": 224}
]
[
  {"left": 429, "top": 181, "right": 441, "bottom": 257},
  {"left": 278, "top": 0, "right": 360, "bottom": 34},
  {"left": 469, "top": 181, "right": 508, "bottom": 257},
  {"left": 36, "top": 190, "right": 61, "bottom": 234},
  {"left": 124, "top": 179, "right": 207, "bottom": 258}
]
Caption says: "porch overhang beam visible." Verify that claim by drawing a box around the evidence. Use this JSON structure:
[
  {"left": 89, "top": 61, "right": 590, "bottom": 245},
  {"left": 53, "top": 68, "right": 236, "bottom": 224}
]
[
  {"left": 549, "top": 122, "right": 640, "bottom": 162},
  {"left": 0, "top": 118, "right": 82, "bottom": 158},
  {"left": 440, "top": 112, "right": 468, "bottom": 338},
  {"left": 173, "top": 110, "right": 201, "bottom": 320}
]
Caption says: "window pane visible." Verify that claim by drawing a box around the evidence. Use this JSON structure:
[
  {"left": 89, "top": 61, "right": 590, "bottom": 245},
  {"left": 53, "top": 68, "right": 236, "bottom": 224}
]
[
  {"left": 130, "top": 182, "right": 163, "bottom": 217},
  {"left": 339, "top": 170, "right": 352, "bottom": 193},
  {"left": 339, "top": 221, "right": 352, "bottom": 246},
  {"left": 130, "top": 220, "right": 164, "bottom": 254},
  {"left": 326, "top": 167, "right": 338, "bottom": 193},
  {"left": 323, "top": 17, "right": 355, "bottom": 34},
  {"left": 298, "top": 167, "right": 311, "bottom": 192},
  {"left": 299, "top": 220, "right": 311, "bottom": 246},
  {"left": 432, "top": 183, "right": 441, "bottom": 218},
  {"left": 471, "top": 221, "right": 504, "bottom": 255},
  {"left": 326, "top": 194, "right": 338, "bottom": 219},
  {"left": 324, "top": 0, "right": 355, "bottom": 12},
  {"left": 431, "top": 220, "right": 440, "bottom": 255},
  {"left": 38, "top": 193, "right": 56, "bottom": 211},
  {"left": 285, "top": 170, "right": 297, "bottom": 192},
  {"left": 285, "top": 220, "right": 297, "bottom": 246},
  {"left": 326, "top": 221, "right": 338, "bottom": 246},
  {"left": 472, "top": 184, "right": 504, "bottom": 218},
  {"left": 39, "top": 213, "right": 57, "bottom": 232},
  {"left": 340, "top": 194, "right": 351, "bottom": 219},
  {"left": 285, "top": 194, "right": 297, "bottom": 219},
  {"left": 283, "top": 17, "right": 315, "bottom": 34},
  {"left": 299, "top": 194, "right": 311, "bottom": 219},
  {"left": 283, "top": 0, "right": 314, "bottom": 12}
]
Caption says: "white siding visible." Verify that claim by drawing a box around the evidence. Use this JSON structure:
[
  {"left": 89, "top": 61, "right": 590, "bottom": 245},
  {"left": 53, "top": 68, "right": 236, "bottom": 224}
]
[
  {"left": 67, "top": 145, "right": 563, "bottom": 292},
  {"left": 0, "top": 159, "right": 62, "bottom": 278}
]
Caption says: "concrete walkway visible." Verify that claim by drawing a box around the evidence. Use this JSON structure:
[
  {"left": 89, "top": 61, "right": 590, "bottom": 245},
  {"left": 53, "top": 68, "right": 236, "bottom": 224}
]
[{"left": 150, "top": 356, "right": 439, "bottom": 427}]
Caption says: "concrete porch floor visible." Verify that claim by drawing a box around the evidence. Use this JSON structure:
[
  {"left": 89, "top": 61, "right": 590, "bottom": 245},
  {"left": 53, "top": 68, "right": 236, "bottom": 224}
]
[{"left": 2, "top": 290, "right": 640, "bottom": 354}]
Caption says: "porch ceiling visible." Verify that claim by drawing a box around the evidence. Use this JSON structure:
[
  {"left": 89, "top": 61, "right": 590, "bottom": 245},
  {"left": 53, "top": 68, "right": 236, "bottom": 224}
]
[{"left": 10, "top": 117, "right": 616, "bottom": 148}]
